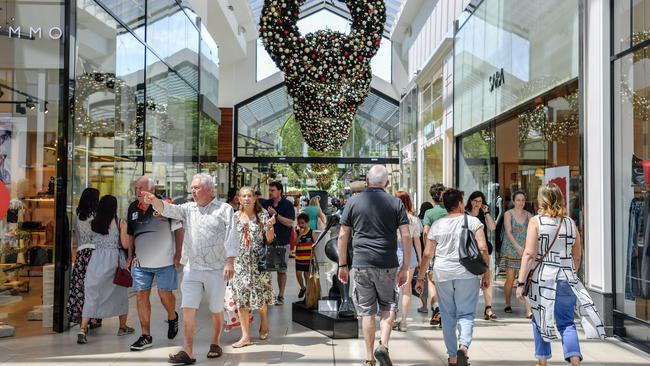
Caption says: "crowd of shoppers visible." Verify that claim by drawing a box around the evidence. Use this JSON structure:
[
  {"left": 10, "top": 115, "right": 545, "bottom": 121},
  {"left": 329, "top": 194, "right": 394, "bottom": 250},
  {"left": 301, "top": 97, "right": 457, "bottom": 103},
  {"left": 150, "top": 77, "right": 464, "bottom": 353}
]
[{"left": 65, "top": 166, "right": 606, "bottom": 366}]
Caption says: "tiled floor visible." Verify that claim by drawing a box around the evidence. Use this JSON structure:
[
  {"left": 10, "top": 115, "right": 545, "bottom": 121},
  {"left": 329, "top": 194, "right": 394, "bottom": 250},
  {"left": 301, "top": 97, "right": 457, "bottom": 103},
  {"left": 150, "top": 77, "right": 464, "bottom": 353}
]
[{"left": 1, "top": 261, "right": 649, "bottom": 365}]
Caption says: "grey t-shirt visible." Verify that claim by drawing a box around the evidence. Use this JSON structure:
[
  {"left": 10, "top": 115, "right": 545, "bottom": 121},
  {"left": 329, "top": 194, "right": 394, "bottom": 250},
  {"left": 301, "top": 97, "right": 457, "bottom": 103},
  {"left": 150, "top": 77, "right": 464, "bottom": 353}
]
[{"left": 340, "top": 188, "right": 409, "bottom": 269}]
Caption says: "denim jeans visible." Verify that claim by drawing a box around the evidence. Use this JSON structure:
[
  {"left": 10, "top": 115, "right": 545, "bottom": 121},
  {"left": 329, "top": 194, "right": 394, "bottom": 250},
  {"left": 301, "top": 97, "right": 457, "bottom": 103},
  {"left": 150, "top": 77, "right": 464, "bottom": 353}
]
[
  {"left": 435, "top": 277, "right": 480, "bottom": 357},
  {"left": 626, "top": 200, "right": 644, "bottom": 300},
  {"left": 532, "top": 280, "right": 582, "bottom": 362}
]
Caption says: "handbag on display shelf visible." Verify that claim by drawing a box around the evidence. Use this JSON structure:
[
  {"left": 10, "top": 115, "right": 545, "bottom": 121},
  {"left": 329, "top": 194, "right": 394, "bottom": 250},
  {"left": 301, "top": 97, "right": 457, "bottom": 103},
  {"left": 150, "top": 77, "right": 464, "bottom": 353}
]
[
  {"left": 305, "top": 253, "right": 321, "bottom": 309},
  {"left": 523, "top": 218, "right": 563, "bottom": 296}
]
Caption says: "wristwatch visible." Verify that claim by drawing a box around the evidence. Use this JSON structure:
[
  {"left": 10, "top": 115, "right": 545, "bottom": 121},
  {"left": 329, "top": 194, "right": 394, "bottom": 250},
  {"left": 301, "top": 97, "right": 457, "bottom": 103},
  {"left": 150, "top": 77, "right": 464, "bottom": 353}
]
[{"left": 517, "top": 281, "right": 526, "bottom": 288}]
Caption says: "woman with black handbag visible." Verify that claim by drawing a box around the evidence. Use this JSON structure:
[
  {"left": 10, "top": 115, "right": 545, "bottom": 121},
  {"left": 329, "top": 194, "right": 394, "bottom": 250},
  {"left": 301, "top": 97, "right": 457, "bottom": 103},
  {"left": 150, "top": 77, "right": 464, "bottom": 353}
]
[
  {"left": 415, "top": 188, "right": 490, "bottom": 366},
  {"left": 465, "top": 191, "right": 498, "bottom": 320},
  {"left": 516, "top": 184, "right": 605, "bottom": 366},
  {"left": 77, "top": 195, "right": 133, "bottom": 344},
  {"left": 230, "top": 187, "right": 276, "bottom": 348}
]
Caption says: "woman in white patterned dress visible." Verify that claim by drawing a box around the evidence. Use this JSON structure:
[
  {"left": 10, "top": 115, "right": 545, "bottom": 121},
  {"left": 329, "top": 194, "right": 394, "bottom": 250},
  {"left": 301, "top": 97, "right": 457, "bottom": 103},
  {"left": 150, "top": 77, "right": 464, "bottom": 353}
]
[
  {"left": 517, "top": 184, "right": 604, "bottom": 366},
  {"left": 231, "top": 187, "right": 276, "bottom": 348}
]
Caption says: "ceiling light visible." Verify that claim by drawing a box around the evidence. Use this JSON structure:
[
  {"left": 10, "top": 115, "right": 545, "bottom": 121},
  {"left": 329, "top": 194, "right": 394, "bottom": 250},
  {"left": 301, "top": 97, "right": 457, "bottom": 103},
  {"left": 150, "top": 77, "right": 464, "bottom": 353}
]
[
  {"left": 43, "top": 101, "right": 49, "bottom": 114},
  {"left": 26, "top": 98, "right": 35, "bottom": 110}
]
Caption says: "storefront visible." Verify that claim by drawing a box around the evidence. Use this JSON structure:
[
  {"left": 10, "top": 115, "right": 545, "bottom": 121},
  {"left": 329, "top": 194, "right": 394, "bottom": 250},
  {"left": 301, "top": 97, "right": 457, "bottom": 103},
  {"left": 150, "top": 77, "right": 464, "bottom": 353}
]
[
  {"left": 0, "top": 0, "right": 219, "bottom": 338},
  {"left": 612, "top": 0, "right": 650, "bottom": 351},
  {"left": 398, "top": 38, "right": 453, "bottom": 207},
  {"left": 454, "top": 0, "right": 580, "bottom": 254}
]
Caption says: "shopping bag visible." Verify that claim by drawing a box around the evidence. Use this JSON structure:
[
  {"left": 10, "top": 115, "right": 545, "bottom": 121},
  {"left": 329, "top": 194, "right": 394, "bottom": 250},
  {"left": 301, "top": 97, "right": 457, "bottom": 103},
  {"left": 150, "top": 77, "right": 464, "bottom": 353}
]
[
  {"left": 223, "top": 285, "right": 253, "bottom": 332},
  {"left": 305, "top": 254, "right": 321, "bottom": 309}
]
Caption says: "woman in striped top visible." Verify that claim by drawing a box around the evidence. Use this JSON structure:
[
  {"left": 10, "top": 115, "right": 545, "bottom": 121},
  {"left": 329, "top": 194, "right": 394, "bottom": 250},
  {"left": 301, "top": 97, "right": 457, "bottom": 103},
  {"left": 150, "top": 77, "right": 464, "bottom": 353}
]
[{"left": 295, "top": 213, "right": 316, "bottom": 299}]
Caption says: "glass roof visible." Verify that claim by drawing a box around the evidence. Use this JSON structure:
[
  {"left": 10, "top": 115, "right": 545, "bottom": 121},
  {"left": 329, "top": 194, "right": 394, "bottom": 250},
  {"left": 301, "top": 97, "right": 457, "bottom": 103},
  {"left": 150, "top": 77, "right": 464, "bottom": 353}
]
[
  {"left": 237, "top": 85, "right": 399, "bottom": 158},
  {"left": 247, "top": 0, "right": 405, "bottom": 36}
]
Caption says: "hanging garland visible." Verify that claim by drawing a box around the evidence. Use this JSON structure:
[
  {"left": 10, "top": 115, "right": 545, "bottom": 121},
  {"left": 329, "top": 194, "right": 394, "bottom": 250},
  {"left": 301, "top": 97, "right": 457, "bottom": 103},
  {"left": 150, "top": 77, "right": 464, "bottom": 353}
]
[
  {"left": 259, "top": 0, "right": 386, "bottom": 151},
  {"left": 74, "top": 72, "right": 170, "bottom": 149},
  {"left": 621, "top": 78, "right": 650, "bottom": 121},
  {"left": 517, "top": 91, "right": 579, "bottom": 144}
]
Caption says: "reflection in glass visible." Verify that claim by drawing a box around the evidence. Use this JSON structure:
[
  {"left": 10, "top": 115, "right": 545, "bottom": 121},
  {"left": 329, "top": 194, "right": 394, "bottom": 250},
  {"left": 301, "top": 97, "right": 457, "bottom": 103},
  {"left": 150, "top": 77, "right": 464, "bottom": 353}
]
[
  {"left": 454, "top": 0, "right": 578, "bottom": 135},
  {"left": 74, "top": 2, "right": 145, "bottom": 217},
  {"left": 614, "top": 45, "right": 650, "bottom": 321}
]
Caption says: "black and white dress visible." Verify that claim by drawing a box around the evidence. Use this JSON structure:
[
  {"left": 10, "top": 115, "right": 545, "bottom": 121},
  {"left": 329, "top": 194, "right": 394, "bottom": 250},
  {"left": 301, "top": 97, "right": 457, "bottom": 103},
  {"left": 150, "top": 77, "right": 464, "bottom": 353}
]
[{"left": 527, "top": 215, "right": 605, "bottom": 342}]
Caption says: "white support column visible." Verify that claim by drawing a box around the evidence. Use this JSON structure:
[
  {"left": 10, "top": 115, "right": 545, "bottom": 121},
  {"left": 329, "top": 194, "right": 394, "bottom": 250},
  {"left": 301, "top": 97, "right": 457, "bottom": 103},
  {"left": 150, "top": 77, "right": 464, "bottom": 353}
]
[{"left": 583, "top": 0, "right": 613, "bottom": 324}]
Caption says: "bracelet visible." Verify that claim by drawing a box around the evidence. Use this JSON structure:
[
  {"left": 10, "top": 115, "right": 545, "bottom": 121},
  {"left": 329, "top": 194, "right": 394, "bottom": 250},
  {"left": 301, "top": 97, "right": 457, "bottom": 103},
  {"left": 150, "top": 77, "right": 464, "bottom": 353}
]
[{"left": 339, "top": 264, "right": 348, "bottom": 268}]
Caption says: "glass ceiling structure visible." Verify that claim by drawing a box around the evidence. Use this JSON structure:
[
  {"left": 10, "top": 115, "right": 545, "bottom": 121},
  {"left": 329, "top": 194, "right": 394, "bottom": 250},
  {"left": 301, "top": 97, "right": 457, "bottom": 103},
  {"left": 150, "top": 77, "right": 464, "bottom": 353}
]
[
  {"left": 247, "top": 0, "right": 406, "bottom": 36},
  {"left": 236, "top": 85, "right": 399, "bottom": 160}
]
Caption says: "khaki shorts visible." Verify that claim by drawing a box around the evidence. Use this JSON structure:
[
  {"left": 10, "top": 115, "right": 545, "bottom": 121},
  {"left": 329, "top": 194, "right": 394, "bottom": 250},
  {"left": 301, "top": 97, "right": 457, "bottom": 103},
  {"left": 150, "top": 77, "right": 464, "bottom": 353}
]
[
  {"left": 352, "top": 267, "right": 399, "bottom": 316},
  {"left": 180, "top": 267, "right": 225, "bottom": 313}
]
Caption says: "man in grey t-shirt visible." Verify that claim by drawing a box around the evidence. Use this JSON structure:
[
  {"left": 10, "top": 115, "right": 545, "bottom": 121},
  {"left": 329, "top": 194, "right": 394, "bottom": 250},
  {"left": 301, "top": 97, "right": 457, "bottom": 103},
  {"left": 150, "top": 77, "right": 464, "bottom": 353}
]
[{"left": 337, "top": 165, "right": 412, "bottom": 366}]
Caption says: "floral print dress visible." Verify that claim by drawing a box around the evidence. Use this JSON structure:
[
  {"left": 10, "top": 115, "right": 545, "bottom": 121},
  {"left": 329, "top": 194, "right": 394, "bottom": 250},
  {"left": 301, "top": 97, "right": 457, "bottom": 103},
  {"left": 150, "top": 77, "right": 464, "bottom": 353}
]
[
  {"left": 231, "top": 211, "right": 275, "bottom": 310},
  {"left": 499, "top": 209, "right": 530, "bottom": 270}
]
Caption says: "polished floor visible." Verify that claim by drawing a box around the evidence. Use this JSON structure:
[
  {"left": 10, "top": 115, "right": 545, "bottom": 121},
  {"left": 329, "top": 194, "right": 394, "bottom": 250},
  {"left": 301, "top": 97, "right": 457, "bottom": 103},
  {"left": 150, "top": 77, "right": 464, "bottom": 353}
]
[{"left": 1, "top": 260, "right": 649, "bottom": 365}]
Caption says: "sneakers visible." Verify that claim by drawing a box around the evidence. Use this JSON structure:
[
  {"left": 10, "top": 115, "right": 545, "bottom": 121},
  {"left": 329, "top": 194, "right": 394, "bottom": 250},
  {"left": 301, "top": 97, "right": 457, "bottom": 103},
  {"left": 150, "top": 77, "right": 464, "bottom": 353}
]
[
  {"left": 76, "top": 328, "right": 88, "bottom": 344},
  {"left": 373, "top": 345, "right": 393, "bottom": 366},
  {"left": 276, "top": 296, "right": 284, "bottom": 305},
  {"left": 130, "top": 335, "right": 153, "bottom": 351},
  {"left": 167, "top": 311, "right": 179, "bottom": 340},
  {"left": 430, "top": 307, "right": 441, "bottom": 326}
]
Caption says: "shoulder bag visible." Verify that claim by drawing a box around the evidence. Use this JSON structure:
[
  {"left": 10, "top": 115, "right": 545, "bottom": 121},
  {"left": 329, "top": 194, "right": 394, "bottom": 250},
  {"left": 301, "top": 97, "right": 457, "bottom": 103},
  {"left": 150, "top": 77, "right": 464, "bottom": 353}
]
[
  {"left": 113, "top": 216, "right": 132, "bottom": 287},
  {"left": 256, "top": 219, "right": 287, "bottom": 272},
  {"left": 459, "top": 214, "right": 488, "bottom": 275},
  {"left": 523, "top": 217, "right": 563, "bottom": 296}
]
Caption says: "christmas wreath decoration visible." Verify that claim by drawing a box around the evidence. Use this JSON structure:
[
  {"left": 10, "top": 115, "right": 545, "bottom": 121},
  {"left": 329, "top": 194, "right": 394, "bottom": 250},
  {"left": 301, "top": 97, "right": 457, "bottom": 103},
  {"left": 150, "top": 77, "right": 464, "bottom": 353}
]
[
  {"left": 259, "top": 0, "right": 386, "bottom": 151},
  {"left": 74, "top": 72, "right": 170, "bottom": 149}
]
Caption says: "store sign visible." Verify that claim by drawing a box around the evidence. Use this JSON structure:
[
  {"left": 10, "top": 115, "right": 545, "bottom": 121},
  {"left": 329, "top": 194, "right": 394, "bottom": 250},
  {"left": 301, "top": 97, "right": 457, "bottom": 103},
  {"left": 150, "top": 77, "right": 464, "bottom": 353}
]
[
  {"left": 489, "top": 68, "right": 505, "bottom": 92},
  {"left": 1, "top": 25, "right": 63, "bottom": 40}
]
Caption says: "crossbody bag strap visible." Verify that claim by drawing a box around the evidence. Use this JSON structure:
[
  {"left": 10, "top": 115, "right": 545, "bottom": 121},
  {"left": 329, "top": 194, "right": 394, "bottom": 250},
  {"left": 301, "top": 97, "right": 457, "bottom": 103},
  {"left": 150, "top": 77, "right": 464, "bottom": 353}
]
[{"left": 531, "top": 217, "right": 564, "bottom": 273}]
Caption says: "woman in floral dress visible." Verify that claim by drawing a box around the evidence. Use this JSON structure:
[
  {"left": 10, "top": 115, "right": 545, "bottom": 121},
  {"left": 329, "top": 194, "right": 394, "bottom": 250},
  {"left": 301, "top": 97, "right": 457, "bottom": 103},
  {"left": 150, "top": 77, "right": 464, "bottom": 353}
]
[
  {"left": 500, "top": 191, "right": 533, "bottom": 317},
  {"left": 231, "top": 186, "right": 276, "bottom": 348},
  {"left": 66, "top": 187, "right": 100, "bottom": 325}
]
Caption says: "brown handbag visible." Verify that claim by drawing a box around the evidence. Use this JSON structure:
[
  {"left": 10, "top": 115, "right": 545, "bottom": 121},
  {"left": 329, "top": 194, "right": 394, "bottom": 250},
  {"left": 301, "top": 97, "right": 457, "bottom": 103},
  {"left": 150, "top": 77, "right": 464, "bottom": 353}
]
[
  {"left": 523, "top": 217, "right": 564, "bottom": 296},
  {"left": 305, "top": 253, "right": 321, "bottom": 309}
]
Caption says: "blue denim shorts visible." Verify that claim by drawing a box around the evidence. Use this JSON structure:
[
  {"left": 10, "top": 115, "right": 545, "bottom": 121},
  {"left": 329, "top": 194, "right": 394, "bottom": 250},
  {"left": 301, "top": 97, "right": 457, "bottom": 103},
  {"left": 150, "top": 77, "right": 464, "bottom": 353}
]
[{"left": 132, "top": 265, "right": 178, "bottom": 292}]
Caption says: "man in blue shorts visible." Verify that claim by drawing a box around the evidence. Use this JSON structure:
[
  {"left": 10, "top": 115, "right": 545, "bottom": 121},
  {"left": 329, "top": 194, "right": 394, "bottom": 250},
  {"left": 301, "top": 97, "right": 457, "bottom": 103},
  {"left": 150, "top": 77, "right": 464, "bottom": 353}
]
[{"left": 127, "top": 176, "right": 184, "bottom": 351}]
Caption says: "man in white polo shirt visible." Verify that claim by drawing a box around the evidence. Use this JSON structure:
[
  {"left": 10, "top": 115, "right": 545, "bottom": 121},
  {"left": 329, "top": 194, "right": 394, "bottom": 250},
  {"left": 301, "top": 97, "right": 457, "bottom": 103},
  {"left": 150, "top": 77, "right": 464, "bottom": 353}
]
[{"left": 127, "top": 176, "right": 184, "bottom": 351}]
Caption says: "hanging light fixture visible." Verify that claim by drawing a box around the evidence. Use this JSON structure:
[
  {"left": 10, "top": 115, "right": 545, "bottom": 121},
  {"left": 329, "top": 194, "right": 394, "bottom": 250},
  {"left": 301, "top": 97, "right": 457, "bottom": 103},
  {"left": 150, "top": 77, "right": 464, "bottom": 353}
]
[
  {"left": 535, "top": 168, "right": 545, "bottom": 177},
  {"left": 26, "top": 98, "right": 35, "bottom": 110},
  {"left": 43, "top": 101, "right": 49, "bottom": 114}
]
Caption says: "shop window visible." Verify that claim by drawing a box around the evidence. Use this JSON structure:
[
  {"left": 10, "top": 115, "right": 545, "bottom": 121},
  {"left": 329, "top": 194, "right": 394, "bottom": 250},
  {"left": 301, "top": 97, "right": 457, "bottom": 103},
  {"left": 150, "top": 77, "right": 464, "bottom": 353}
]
[
  {"left": 0, "top": 0, "right": 64, "bottom": 337},
  {"left": 458, "top": 87, "right": 581, "bottom": 264},
  {"left": 74, "top": 3, "right": 146, "bottom": 218},
  {"left": 614, "top": 43, "right": 650, "bottom": 324},
  {"left": 423, "top": 139, "right": 443, "bottom": 194}
]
